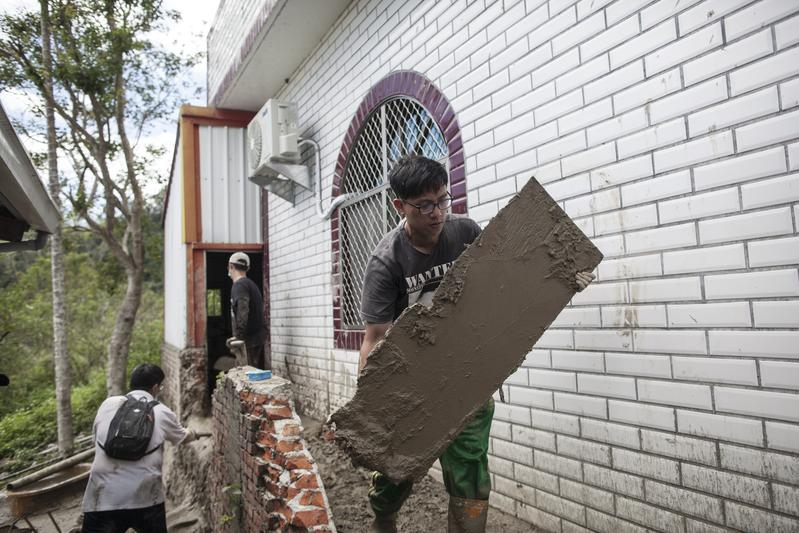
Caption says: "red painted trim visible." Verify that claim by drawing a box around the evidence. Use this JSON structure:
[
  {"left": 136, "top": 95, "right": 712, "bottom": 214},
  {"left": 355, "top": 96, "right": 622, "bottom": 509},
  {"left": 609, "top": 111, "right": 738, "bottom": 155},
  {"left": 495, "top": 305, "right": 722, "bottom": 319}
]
[{"left": 330, "top": 71, "right": 467, "bottom": 350}]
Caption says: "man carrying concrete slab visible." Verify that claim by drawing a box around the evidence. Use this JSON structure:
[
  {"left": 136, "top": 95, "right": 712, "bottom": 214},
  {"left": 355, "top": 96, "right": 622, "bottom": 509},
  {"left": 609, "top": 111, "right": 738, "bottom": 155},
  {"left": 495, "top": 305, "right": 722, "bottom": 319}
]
[{"left": 359, "top": 155, "right": 594, "bottom": 532}]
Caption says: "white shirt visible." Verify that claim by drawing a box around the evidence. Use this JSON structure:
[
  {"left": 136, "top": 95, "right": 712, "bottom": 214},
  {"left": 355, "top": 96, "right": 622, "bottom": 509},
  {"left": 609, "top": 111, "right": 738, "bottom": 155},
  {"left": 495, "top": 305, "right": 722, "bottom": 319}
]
[{"left": 82, "top": 390, "right": 188, "bottom": 512}]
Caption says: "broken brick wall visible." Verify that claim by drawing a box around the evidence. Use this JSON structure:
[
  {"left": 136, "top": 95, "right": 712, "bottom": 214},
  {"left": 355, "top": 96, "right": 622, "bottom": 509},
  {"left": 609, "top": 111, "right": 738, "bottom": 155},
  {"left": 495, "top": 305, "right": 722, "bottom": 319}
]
[
  {"left": 210, "top": 368, "right": 336, "bottom": 532},
  {"left": 162, "top": 343, "right": 207, "bottom": 422}
]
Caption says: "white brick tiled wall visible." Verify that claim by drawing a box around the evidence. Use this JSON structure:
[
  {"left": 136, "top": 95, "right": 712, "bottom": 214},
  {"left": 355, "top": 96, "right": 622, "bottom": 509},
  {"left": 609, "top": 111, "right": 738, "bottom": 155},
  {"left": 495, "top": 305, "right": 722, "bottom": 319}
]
[{"left": 206, "top": 0, "right": 799, "bottom": 530}]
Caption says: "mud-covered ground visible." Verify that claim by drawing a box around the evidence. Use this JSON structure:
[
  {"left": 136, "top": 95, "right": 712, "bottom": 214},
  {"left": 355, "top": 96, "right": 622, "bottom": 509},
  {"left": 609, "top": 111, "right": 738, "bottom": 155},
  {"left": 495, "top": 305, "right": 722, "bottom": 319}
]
[{"left": 302, "top": 416, "right": 536, "bottom": 533}]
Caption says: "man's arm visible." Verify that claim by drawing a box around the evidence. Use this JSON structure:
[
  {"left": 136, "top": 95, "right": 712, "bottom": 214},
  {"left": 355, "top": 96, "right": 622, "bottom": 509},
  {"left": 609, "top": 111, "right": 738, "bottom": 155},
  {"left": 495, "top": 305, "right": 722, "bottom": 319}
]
[
  {"left": 359, "top": 322, "right": 392, "bottom": 374},
  {"left": 231, "top": 285, "right": 250, "bottom": 339}
]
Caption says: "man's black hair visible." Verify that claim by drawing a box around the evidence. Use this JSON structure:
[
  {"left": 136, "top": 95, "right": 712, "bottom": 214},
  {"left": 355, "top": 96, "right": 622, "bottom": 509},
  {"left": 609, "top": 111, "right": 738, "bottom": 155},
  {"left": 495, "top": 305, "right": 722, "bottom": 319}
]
[
  {"left": 388, "top": 155, "right": 448, "bottom": 200},
  {"left": 130, "top": 363, "right": 165, "bottom": 391},
  {"left": 230, "top": 263, "right": 248, "bottom": 273}
]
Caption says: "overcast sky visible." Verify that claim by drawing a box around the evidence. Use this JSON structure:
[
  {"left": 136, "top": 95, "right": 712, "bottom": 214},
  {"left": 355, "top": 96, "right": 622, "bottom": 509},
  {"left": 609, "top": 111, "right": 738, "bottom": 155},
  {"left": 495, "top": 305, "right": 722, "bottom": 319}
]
[{"left": 0, "top": 0, "right": 220, "bottom": 197}]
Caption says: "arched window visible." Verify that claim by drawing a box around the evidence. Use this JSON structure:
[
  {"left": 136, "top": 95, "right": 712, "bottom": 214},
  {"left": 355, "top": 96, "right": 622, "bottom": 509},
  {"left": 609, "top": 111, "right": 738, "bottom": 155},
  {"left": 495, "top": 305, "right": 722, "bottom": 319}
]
[{"left": 331, "top": 71, "right": 467, "bottom": 350}]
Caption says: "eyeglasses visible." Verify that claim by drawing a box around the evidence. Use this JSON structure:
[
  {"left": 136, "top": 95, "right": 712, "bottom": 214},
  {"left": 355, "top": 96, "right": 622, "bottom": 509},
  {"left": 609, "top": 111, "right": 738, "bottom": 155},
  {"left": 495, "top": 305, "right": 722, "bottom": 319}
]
[{"left": 403, "top": 193, "right": 452, "bottom": 215}]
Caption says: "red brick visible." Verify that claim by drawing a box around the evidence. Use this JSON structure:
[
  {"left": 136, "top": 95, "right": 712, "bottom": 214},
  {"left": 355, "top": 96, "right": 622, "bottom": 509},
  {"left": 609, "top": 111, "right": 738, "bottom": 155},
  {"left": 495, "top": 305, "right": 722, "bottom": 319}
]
[
  {"left": 299, "top": 490, "right": 326, "bottom": 507},
  {"left": 256, "top": 432, "right": 277, "bottom": 448},
  {"left": 265, "top": 405, "right": 293, "bottom": 420},
  {"left": 281, "top": 423, "right": 301, "bottom": 437},
  {"left": 292, "top": 509, "right": 329, "bottom": 528},
  {"left": 291, "top": 472, "right": 320, "bottom": 490},
  {"left": 276, "top": 439, "right": 304, "bottom": 453},
  {"left": 285, "top": 455, "right": 314, "bottom": 470}
]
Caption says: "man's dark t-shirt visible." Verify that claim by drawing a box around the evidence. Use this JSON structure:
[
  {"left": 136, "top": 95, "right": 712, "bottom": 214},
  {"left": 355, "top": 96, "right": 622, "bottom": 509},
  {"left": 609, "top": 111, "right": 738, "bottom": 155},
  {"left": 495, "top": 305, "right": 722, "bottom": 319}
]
[
  {"left": 361, "top": 215, "right": 481, "bottom": 323},
  {"left": 231, "top": 276, "right": 265, "bottom": 344}
]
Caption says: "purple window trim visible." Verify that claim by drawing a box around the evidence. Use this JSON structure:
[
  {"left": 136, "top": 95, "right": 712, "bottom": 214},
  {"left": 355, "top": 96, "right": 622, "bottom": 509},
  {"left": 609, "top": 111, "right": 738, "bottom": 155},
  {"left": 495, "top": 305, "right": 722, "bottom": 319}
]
[{"left": 330, "top": 70, "right": 467, "bottom": 351}]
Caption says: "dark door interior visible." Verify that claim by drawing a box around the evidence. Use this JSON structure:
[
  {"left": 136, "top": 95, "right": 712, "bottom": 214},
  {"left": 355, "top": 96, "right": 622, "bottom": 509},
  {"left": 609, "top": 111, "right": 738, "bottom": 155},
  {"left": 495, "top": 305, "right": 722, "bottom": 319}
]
[{"left": 205, "top": 250, "right": 263, "bottom": 396}]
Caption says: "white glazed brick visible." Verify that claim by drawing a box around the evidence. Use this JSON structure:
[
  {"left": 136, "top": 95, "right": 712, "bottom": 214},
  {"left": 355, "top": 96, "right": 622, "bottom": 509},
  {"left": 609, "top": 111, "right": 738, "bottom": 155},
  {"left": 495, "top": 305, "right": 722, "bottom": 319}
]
[
  {"left": 564, "top": 189, "right": 620, "bottom": 218},
  {"left": 509, "top": 385, "right": 554, "bottom": 409},
  {"left": 776, "top": 13, "right": 799, "bottom": 49},
  {"left": 586, "top": 234, "right": 625, "bottom": 257},
  {"left": 640, "top": 0, "right": 703, "bottom": 29},
  {"left": 534, "top": 449, "right": 583, "bottom": 480},
  {"left": 730, "top": 46, "right": 799, "bottom": 97},
  {"left": 491, "top": 420, "right": 513, "bottom": 440},
  {"left": 577, "top": 374, "right": 637, "bottom": 400},
  {"left": 677, "top": 410, "right": 764, "bottom": 446},
  {"left": 694, "top": 146, "right": 786, "bottom": 191},
  {"left": 551, "top": 307, "right": 602, "bottom": 328},
  {"left": 716, "top": 386, "right": 799, "bottom": 423},
  {"left": 605, "top": 352, "right": 671, "bottom": 378},
  {"left": 609, "top": 399, "right": 676, "bottom": 431},
  {"left": 479, "top": 175, "right": 517, "bottom": 202},
  {"left": 617, "top": 118, "right": 686, "bottom": 159},
  {"left": 664, "top": 244, "right": 746, "bottom": 274},
  {"left": 530, "top": 407, "right": 581, "bottom": 436},
  {"left": 590, "top": 155, "right": 653, "bottom": 190},
  {"left": 587, "top": 509, "right": 648, "bottom": 533},
  {"left": 518, "top": 503, "right": 563, "bottom": 532},
  {"left": 610, "top": 18, "right": 676, "bottom": 70},
  {"left": 688, "top": 86, "right": 780, "bottom": 138},
  {"left": 494, "top": 401, "right": 532, "bottom": 425},
  {"left": 571, "top": 281, "right": 627, "bottom": 305},
  {"left": 585, "top": 61, "right": 645, "bottom": 104},
  {"left": 574, "top": 329, "right": 632, "bottom": 352},
  {"left": 646, "top": 22, "right": 722, "bottom": 76},
  {"left": 699, "top": 207, "right": 794, "bottom": 245},
  {"left": 536, "top": 489, "right": 588, "bottom": 526},
  {"left": 679, "top": 0, "right": 757, "bottom": 35},
  {"left": 554, "top": 392, "right": 608, "bottom": 418},
  {"left": 616, "top": 497, "right": 685, "bottom": 532},
  {"left": 705, "top": 268, "right": 799, "bottom": 299},
  {"left": 557, "top": 98, "right": 613, "bottom": 135},
  {"left": 495, "top": 150, "right": 537, "bottom": 180},
  {"left": 560, "top": 478, "right": 614, "bottom": 514},
  {"left": 514, "top": 122, "right": 559, "bottom": 152},
  {"left": 736, "top": 108, "right": 799, "bottom": 151},
  {"left": 654, "top": 130, "right": 734, "bottom": 173},
  {"left": 487, "top": 455, "right": 514, "bottom": 480},
  {"left": 767, "top": 421, "right": 799, "bottom": 453},
  {"left": 781, "top": 77, "right": 799, "bottom": 109},
  {"left": 538, "top": 131, "right": 587, "bottom": 164},
  {"left": 529, "top": 369, "right": 578, "bottom": 392},
  {"left": 629, "top": 276, "right": 702, "bottom": 303},
  {"left": 475, "top": 138, "right": 514, "bottom": 168},
  {"left": 667, "top": 302, "right": 752, "bottom": 328},
  {"left": 742, "top": 173, "right": 799, "bottom": 210},
  {"left": 557, "top": 435, "right": 611, "bottom": 465},
  {"left": 638, "top": 379, "right": 712, "bottom": 409},
  {"left": 506, "top": 367, "right": 529, "bottom": 386},
  {"left": 634, "top": 329, "right": 707, "bottom": 355},
  {"left": 641, "top": 429, "right": 718, "bottom": 466},
  {"left": 514, "top": 463, "right": 559, "bottom": 494},
  {"left": 513, "top": 424, "right": 557, "bottom": 451},
  {"left": 556, "top": 54, "right": 610, "bottom": 95},
  {"left": 725, "top": 0, "right": 799, "bottom": 40},
  {"left": 710, "top": 330, "right": 799, "bottom": 359},
  {"left": 626, "top": 222, "right": 697, "bottom": 254},
  {"left": 726, "top": 502, "right": 799, "bottom": 533},
  {"left": 509, "top": 41, "right": 553, "bottom": 82},
  {"left": 580, "top": 15, "right": 638, "bottom": 61},
  {"left": 489, "top": 36, "right": 529, "bottom": 75},
  {"left": 754, "top": 300, "right": 799, "bottom": 327},
  {"left": 581, "top": 418, "right": 641, "bottom": 449},
  {"left": 673, "top": 357, "right": 758, "bottom": 386},
  {"left": 494, "top": 112, "right": 535, "bottom": 144},
  {"left": 774, "top": 485, "right": 799, "bottom": 517},
  {"left": 613, "top": 448, "right": 680, "bottom": 483},
  {"left": 605, "top": 0, "right": 652, "bottom": 25},
  {"left": 597, "top": 253, "right": 661, "bottom": 279},
  {"left": 645, "top": 480, "right": 724, "bottom": 523},
  {"left": 494, "top": 473, "right": 536, "bottom": 506},
  {"left": 613, "top": 66, "right": 681, "bottom": 113},
  {"left": 561, "top": 143, "right": 617, "bottom": 177},
  {"left": 511, "top": 81, "right": 556, "bottom": 116},
  {"left": 552, "top": 11, "right": 605, "bottom": 55},
  {"left": 683, "top": 29, "right": 773, "bottom": 86},
  {"left": 583, "top": 463, "right": 644, "bottom": 499},
  {"left": 533, "top": 48, "right": 581, "bottom": 88},
  {"left": 720, "top": 444, "right": 799, "bottom": 484},
  {"left": 649, "top": 76, "right": 727, "bottom": 124},
  {"left": 493, "top": 437, "right": 535, "bottom": 465},
  {"left": 535, "top": 89, "right": 585, "bottom": 125},
  {"left": 659, "top": 187, "right": 740, "bottom": 224},
  {"left": 587, "top": 108, "right": 648, "bottom": 147},
  {"left": 601, "top": 305, "right": 667, "bottom": 328},
  {"left": 683, "top": 464, "right": 770, "bottom": 507},
  {"left": 544, "top": 174, "right": 592, "bottom": 201},
  {"left": 552, "top": 350, "right": 604, "bottom": 372},
  {"left": 622, "top": 169, "right": 692, "bottom": 206}
]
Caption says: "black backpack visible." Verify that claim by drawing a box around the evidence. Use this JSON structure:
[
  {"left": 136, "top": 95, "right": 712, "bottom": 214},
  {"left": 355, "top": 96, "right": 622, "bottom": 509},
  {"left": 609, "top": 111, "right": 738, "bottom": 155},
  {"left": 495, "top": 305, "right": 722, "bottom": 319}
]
[{"left": 98, "top": 394, "right": 160, "bottom": 460}]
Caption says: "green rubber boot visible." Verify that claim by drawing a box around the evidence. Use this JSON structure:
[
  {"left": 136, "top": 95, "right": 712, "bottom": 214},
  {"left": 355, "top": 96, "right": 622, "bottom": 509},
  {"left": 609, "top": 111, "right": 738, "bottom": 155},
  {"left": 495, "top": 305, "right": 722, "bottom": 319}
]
[{"left": 447, "top": 497, "right": 488, "bottom": 533}]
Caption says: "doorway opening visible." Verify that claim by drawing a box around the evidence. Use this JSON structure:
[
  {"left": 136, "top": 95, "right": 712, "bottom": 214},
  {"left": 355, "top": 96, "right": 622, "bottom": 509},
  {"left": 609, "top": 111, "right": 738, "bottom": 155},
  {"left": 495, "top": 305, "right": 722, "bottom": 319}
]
[{"left": 205, "top": 250, "right": 263, "bottom": 396}]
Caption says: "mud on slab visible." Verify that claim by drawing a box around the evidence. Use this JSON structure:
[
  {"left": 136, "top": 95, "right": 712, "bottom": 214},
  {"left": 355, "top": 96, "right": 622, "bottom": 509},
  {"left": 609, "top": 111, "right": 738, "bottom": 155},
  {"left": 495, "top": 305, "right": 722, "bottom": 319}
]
[{"left": 330, "top": 177, "right": 603, "bottom": 483}]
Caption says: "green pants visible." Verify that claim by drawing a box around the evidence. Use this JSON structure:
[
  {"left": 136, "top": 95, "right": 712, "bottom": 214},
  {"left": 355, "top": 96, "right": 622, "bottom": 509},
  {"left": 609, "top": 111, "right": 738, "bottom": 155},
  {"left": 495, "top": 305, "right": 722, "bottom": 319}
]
[{"left": 369, "top": 399, "right": 495, "bottom": 516}]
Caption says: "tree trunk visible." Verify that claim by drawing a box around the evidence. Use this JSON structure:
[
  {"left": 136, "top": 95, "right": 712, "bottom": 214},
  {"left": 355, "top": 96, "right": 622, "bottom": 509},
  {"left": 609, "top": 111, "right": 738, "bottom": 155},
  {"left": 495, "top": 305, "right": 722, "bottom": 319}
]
[
  {"left": 106, "top": 266, "right": 144, "bottom": 395},
  {"left": 41, "top": 0, "right": 73, "bottom": 455}
]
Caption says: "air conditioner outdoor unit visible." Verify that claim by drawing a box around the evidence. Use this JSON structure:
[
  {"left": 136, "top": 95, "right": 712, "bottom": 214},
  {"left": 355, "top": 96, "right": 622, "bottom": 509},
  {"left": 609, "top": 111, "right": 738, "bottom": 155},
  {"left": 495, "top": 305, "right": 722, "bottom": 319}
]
[{"left": 247, "top": 99, "right": 311, "bottom": 204}]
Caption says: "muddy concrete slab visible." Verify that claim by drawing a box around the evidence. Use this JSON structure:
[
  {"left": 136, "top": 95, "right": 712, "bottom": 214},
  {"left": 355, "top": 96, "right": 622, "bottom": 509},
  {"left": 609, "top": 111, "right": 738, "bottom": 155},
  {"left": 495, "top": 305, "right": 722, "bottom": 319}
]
[{"left": 330, "top": 177, "right": 603, "bottom": 483}]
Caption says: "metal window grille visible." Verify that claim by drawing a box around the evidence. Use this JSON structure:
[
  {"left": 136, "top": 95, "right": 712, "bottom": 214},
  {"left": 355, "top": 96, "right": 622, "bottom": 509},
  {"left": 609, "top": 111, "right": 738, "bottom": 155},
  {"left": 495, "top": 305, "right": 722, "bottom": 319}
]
[{"left": 339, "top": 97, "right": 448, "bottom": 329}]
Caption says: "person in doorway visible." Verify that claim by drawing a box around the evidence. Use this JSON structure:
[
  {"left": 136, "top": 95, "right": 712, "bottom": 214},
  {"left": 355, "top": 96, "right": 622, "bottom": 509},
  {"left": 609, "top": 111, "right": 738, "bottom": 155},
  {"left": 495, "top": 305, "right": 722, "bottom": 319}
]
[
  {"left": 359, "top": 155, "right": 594, "bottom": 533},
  {"left": 228, "top": 251, "right": 269, "bottom": 369},
  {"left": 81, "top": 363, "right": 196, "bottom": 533}
]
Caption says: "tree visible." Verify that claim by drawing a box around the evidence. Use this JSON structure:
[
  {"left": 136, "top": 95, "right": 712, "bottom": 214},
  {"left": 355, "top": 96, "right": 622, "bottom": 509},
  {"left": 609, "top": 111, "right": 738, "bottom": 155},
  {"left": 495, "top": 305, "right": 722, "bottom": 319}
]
[
  {"left": 40, "top": 0, "right": 73, "bottom": 454},
  {"left": 0, "top": 0, "right": 197, "bottom": 394}
]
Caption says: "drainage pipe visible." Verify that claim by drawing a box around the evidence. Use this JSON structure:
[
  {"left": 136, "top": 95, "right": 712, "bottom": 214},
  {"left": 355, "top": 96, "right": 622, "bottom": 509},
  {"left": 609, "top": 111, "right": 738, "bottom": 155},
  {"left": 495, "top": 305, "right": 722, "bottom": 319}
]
[
  {"left": 7, "top": 448, "right": 94, "bottom": 491},
  {"left": 299, "top": 138, "right": 356, "bottom": 221}
]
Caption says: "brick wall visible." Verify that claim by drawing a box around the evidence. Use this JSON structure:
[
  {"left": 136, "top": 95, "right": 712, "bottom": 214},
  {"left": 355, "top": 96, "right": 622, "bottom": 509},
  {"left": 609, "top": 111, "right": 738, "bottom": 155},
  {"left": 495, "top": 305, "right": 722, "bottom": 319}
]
[
  {"left": 162, "top": 343, "right": 207, "bottom": 422},
  {"left": 211, "top": 0, "right": 799, "bottom": 530},
  {"left": 210, "top": 368, "right": 336, "bottom": 532}
]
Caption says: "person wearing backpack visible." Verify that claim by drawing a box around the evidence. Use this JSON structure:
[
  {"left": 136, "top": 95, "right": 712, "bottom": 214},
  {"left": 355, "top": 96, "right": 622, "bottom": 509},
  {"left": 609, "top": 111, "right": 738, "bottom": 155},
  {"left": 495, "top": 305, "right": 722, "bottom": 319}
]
[{"left": 81, "top": 363, "right": 197, "bottom": 533}]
